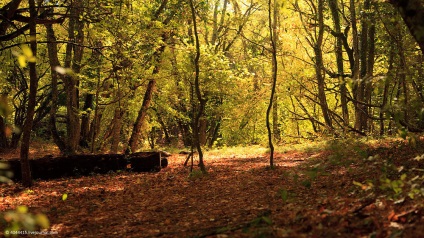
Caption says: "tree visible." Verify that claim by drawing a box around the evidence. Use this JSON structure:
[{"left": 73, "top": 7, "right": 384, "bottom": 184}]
[
  {"left": 19, "top": 0, "right": 38, "bottom": 187},
  {"left": 189, "top": 0, "right": 207, "bottom": 173},
  {"left": 127, "top": 0, "right": 178, "bottom": 153},
  {"left": 266, "top": 0, "right": 278, "bottom": 168},
  {"left": 327, "top": 0, "right": 349, "bottom": 128}
]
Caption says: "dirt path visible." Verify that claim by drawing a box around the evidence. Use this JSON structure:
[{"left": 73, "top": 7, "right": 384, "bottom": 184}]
[{"left": 1, "top": 141, "right": 424, "bottom": 237}]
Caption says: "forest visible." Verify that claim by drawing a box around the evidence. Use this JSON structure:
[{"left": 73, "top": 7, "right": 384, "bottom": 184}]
[{"left": 0, "top": 0, "right": 424, "bottom": 237}]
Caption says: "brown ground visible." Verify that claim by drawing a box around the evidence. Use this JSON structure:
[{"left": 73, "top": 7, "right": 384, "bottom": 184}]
[{"left": 1, "top": 139, "right": 424, "bottom": 237}]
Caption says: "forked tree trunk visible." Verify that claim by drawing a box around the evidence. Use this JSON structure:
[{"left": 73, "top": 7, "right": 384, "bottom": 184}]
[{"left": 189, "top": 0, "right": 207, "bottom": 173}]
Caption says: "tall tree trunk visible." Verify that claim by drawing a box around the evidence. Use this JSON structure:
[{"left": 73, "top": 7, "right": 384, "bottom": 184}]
[
  {"left": 46, "top": 24, "right": 66, "bottom": 152},
  {"left": 189, "top": 0, "right": 207, "bottom": 173},
  {"left": 328, "top": 0, "right": 349, "bottom": 128},
  {"left": 355, "top": 0, "right": 374, "bottom": 133},
  {"left": 63, "top": 0, "right": 84, "bottom": 154},
  {"left": 266, "top": 0, "right": 278, "bottom": 168},
  {"left": 350, "top": 0, "right": 362, "bottom": 132},
  {"left": 81, "top": 43, "right": 102, "bottom": 147},
  {"left": 128, "top": 78, "right": 156, "bottom": 152},
  {"left": 380, "top": 46, "right": 394, "bottom": 135},
  {"left": 365, "top": 11, "right": 376, "bottom": 132},
  {"left": 20, "top": 0, "right": 38, "bottom": 187},
  {"left": 315, "top": 0, "right": 333, "bottom": 130},
  {"left": 398, "top": 33, "right": 409, "bottom": 124}
]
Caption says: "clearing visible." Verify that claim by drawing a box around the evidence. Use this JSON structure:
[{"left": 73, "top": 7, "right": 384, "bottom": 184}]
[{"left": 1, "top": 139, "right": 424, "bottom": 237}]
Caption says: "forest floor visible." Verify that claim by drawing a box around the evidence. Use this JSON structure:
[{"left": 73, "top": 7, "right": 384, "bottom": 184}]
[{"left": 1, "top": 138, "right": 424, "bottom": 237}]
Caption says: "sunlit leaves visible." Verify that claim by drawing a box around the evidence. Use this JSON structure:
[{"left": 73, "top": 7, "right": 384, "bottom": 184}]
[{"left": 12, "top": 45, "right": 36, "bottom": 68}]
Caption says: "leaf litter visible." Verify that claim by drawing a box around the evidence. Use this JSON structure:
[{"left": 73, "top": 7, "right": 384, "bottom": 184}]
[{"left": 1, "top": 139, "right": 424, "bottom": 237}]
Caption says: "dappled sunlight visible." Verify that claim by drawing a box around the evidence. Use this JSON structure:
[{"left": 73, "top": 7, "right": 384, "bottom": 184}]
[{"left": 1, "top": 141, "right": 424, "bottom": 237}]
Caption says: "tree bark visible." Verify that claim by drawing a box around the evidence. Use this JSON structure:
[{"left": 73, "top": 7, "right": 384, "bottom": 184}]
[
  {"left": 20, "top": 0, "right": 38, "bottom": 187},
  {"left": 199, "top": 117, "right": 207, "bottom": 146},
  {"left": 272, "top": 95, "right": 280, "bottom": 141},
  {"left": 63, "top": 0, "right": 84, "bottom": 154},
  {"left": 315, "top": 0, "right": 333, "bottom": 130},
  {"left": 380, "top": 46, "right": 394, "bottom": 135},
  {"left": 189, "top": 0, "right": 207, "bottom": 173},
  {"left": 266, "top": 0, "right": 278, "bottom": 168},
  {"left": 328, "top": 0, "right": 349, "bottom": 128},
  {"left": 128, "top": 79, "right": 156, "bottom": 152},
  {"left": 46, "top": 24, "right": 66, "bottom": 152}
]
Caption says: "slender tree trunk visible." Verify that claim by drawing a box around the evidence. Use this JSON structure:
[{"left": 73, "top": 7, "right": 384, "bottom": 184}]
[
  {"left": 208, "top": 120, "right": 221, "bottom": 148},
  {"left": 399, "top": 35, "right": 409, "bottom": 124},
  {"left": 328, "top": 0, "right": 349, "bottom": 128},
  {"left": 289, "top": 95, "right": 300, "bottom": 136},
  {"left": 380, "top": 46, "right": 394, "bottom": 135},
  {"left": 266, "top": 0, "right": 278, "bottom": 168},
  {"left": 90, "top": 61, "right": 102, "bottom": 153},
  {"left": 271, "top": 0, "right": 281, "bottom": 142},
  {"left": 20, "top": 0, "right": 38, "bottom": 187},
  {"left": 273, "top": 95, "right": 280, "bottom": 141},
  {"left": 110, "top": 107, "right": 123, "bottom": 153},
  {"left": 63, "top": 0, "right": 84, "bottom": 154},
  {"left": 315, "top": 0, "right": 333, "bottom": 130},
  {"left": 189, "top": 0, "right": 206, "bottom": 173},
  {"left": 350, "top": 0, "right": 363, "bottom": 132},
  {"left": 80, "top": 94, "right": 93, "bottom": 146},
  {"left": 46, "top": 24, "right": 66, "bottom": 152},
  {"left": 81, "top": 44, "right": 102, "bottom": 147},
  {"left": 365, "top": 11, "right": 376, "bottom": 132},
  {"left": 199, "top": 117, "right": 207, "bottom": 146},
  {"left": 128, "top": 79, "right": 156, "bottom": 153}
]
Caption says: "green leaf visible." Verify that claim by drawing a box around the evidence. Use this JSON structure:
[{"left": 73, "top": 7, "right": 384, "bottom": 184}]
[
  {"left": 261, "top": 216, "right": 272, "bottom": 225},
  {"left": 279, "top": 189, "right": 288, "bottom": 202}
]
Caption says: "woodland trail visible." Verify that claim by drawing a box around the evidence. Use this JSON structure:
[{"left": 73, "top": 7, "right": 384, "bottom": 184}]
[{"left": 1, "top": 139, "right": 424, "bottom": 237}]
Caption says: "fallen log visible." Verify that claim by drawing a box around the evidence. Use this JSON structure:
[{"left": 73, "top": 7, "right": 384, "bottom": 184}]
[{"left": 0, "top": 152, "right": 170, "bottom": 181}]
